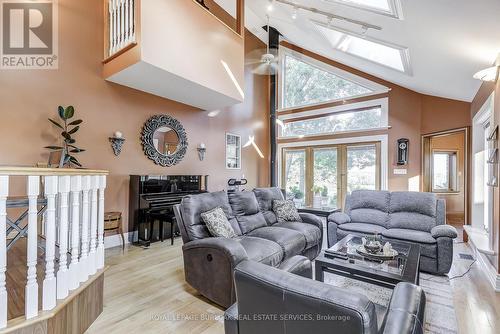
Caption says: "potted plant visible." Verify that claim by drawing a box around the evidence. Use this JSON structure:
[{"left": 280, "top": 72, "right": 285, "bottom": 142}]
[
  {"left": 321, "top": 186, "right": 329, "bottom": 206},
  {"left": 312, "top": 185, "right": 323, "bottom": 208},
  {"left": 289, "top": 186, "right": 304, "bottom": 207},
  {"left": 45, "top": 106, "right": 85, "bottom": 168}
]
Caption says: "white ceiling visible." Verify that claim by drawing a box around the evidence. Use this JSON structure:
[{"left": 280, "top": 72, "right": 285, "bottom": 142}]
[{"left": 215, "top": 0, "right": 500, "bottom": 102}]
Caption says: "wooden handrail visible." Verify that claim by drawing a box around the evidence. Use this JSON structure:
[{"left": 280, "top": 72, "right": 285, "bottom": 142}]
[{"left": 0, "top": 167, "right": 109, "bottom": 176}]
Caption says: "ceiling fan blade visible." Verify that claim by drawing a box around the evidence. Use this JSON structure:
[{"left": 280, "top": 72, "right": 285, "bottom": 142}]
[
  {"left": 252, "top": 63, "right": 272, "bottom": 75},
  {"left": 251, "top": 62, "right": 280, "bottom": 76},
  {"left": 245, "top": 59, "right": 265, "bottom": 66}
]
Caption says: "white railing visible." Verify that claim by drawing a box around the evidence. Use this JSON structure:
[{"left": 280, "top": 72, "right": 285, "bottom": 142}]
[
  {"left": 0, "top": 167, "right": 108, "bottom": 328},
  {"left": 108, "top": 0, "right": 136, "bottom": 57}
]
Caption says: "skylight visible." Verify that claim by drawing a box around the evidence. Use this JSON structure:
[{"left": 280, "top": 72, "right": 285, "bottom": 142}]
[
  {"left": 313, "top": 22, "right": 410, "bottom": 74},
  {"left": 325, "top": 0, "right": 402, "bottom": 19}
]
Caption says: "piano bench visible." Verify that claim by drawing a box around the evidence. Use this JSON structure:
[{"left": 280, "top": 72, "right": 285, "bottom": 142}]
[{"left": 147, "top": 211, "right": 177, "bottom": 246}]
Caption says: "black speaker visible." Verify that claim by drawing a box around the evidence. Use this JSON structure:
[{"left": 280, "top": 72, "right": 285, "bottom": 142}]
[{"left": 397, "top": 138, "right": 409, "bottom": 165}]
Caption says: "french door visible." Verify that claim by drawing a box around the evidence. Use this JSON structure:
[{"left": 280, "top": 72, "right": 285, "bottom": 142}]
[{"left": 282, "top": 142, "right": 381, "bottom": 209}]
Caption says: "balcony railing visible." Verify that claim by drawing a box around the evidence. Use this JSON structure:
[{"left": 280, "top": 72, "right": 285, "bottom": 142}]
[
  {"left": 105, "top": 0, "right": 137, "bottom": 60},
  {"left": 0, "top": 167, "right": 108, "bottom": 329}
]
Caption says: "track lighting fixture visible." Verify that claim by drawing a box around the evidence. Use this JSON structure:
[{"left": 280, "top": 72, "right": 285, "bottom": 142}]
[{"left": 272, "top": 0, "right": 381, "bottom": 32}]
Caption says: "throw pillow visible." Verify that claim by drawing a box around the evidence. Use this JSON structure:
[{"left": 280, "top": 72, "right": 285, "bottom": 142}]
[
  {"left": 273, "top": 200, "right": 302, "bottom": 223},
  {"left": 201, "top": 207, "right": 237, "bottom": 238}
]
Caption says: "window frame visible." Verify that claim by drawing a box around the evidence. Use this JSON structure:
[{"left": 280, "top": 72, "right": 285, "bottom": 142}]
[
  {"left": 225, "top": 132, "right": 242, "bottom": 170},
  {"left": 431, "top": 149, "right": 460, "bottom": 193},
  {"left": 278, "top": 47, "right": 390, "bottom": 112},
  {"left": 278, "top": 98, "right": 389, "bottom": 139},
  {"left": 323, "top": 0, "right": 404, "bottom": 19},
  {"left": 311, "top": 21, "right": 412, "bottom": 75},
  {"left": 278, "top": 134, "right": 389, "bottom": 209},
  {"left": 280, "top": 141, "right": 382, "bottom": 208}
]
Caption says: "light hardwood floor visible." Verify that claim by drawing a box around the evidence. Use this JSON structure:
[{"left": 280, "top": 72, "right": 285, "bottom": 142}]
[{"left": 87, "top": 238, "right": 500, "bottom": 334}]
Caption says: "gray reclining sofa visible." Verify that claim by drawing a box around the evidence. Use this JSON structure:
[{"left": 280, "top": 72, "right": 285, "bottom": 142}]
[
  {"left": 328, "top": 190, "right": 457, "bottom": 274},
  {"left": 173, "top": 187, "right": 323, "bottom": 307}
]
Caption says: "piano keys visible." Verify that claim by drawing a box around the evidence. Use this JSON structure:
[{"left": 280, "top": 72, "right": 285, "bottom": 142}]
[{"left": 128, "top": 175, "right": 208, "bottom": 245}]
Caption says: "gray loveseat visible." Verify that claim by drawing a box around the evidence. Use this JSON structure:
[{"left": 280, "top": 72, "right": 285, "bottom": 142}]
[
  {"left": 328, "top": 190, "right": 457, "bottom": 274},
  {"left": 173, "top": 187, "right": 323, "bottom": 307},
  {"left": 225, "top": 260, "right": 426, "bottom": 334}
]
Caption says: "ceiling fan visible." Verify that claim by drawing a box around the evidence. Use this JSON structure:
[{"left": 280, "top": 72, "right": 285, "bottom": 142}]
[{"left": 245, "top": 15, "right": 279, "bottom": 76}]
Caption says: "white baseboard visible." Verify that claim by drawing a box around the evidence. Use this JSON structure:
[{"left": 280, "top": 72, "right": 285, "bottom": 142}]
[
  {"left": 104, "top": 232, "right": 131, "bottom": 249},
  {"left": 469, "top": 242, "right": 500, "bottom": 291}
]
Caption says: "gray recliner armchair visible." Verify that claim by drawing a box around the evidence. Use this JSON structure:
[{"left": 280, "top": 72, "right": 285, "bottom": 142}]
[
  {"left": 174, "top": 188, "right": 323, "bottom": 308},
  {"left": 225, "top": 260, "right": 426, "bottom": 334},
  {"left": 328, "top": 190, "right": 457, "bottom": 274}
]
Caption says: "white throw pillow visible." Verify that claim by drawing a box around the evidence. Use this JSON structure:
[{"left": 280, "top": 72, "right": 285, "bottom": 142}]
[{"left": 200, "top": 207, "right": 237, "bottom": 238}]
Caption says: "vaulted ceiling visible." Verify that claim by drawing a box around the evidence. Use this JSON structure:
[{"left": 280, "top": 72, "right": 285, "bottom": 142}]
[{"left": 215, "top": 0, "right": 500, "bottom": 102}]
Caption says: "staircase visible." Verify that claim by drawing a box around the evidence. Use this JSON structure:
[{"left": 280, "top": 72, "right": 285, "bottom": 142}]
[{"left": 0, "top": 168, "right": 108, "bottom": 334}]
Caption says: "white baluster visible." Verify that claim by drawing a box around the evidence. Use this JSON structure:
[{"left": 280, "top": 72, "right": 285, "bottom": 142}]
[
  {"left": 130, "top": 0, "right": 135, "bottom": 41},
  {"left": 25, "top": 176, "right": 39, "bottom": 319},
  {"left": 68, "top": 176, "right": 82, "bottom": 290},
  {"left": 56, "top": 175, "right": 70, "bottom": 299},
  {"left": 80, "top": 176, "right": 91, "bottom": 282},
  {"left": 0, "top": 176, "right": 9, "bottom": 328},
  {"left": 109, "top": 0, "right": 114, "bottom": 56},
  {"left": 97, "top": 176, "right": 106, "bottom": 269},
  {"left": 88, "top": 176, "right": 99, "bottom": 276},
  {"left": 124, "top": 0, "right": 129, "bottom": 45},
  {"left": 42, "top": 176, "right": 58, "bottom": 311},
  {"left": 113, "top": 0, "right": 118, "bottom": 54},
  {"left": 121, "top": 0, "right": 125, "bottom": 48}
]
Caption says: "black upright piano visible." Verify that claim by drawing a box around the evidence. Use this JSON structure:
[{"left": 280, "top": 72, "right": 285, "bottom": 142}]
[{"left": 129, "top": 175, "right": 208, "bottom": 245}]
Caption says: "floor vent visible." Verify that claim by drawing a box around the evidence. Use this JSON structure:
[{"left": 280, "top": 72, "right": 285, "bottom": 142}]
[{"left": 459, "top": 253, "right": 474, "bottom": 260}]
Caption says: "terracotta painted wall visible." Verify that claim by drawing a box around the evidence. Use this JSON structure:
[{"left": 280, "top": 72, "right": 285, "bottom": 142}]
[
  {"left": 421, "top": 95, "right": 471, "bottom": 135},
  {"left": 0, "top": 0, "right": 270, "bottom": 232}
]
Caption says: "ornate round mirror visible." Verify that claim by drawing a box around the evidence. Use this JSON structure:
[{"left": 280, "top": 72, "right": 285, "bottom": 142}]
[
  {"left": 141, "top": 115, "right": 188, "bottom": 167},
  {"left": 153, "top": 126, "right": 180, "bottom": 155}
]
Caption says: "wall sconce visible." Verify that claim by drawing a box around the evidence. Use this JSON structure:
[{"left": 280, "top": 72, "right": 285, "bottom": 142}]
[
  {"left": 109, "top": 131, "right": 125, "bottom": 156},
  {"left": 197, "top": 143, "right": 206, "bottom": 161}
]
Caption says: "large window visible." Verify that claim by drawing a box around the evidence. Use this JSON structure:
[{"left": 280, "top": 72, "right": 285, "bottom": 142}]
[
  {"left": 281, "top": 106, "right": 383, "bottom": 138},
  {"left": 282, "top": 143, "right": 380, "bottom": 209},
  {"left": 279, "top": 98, "right": 388, "bottom": 139},
  {"left": 283, "top": 55, "right": 372, "bottom": 109},
  {"left": 280, "top": 49, "right": 389, "bottom": 110},
  {"left": 313, "top": 22, "right": 410, "bottom": 73},
  {"left": 432, "top": 151, "right": 458, "bottom": 192},
  {"left": 347, "top": 145, "right": 378, "bottom": 192},
  {"left": 283, "top": 150, "right": 306, "bottom": 207}
]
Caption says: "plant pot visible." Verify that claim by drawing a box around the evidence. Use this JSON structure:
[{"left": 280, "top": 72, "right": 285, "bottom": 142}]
[{"left": 313, "top": 195, "right": 322, "bottom": 208}]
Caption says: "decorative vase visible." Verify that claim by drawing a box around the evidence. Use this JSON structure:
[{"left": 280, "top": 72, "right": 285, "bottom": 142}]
[{"left": 313, "top": 195, "right": 322, "bottom": 208}]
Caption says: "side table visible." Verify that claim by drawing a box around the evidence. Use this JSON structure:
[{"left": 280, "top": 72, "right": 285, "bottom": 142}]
[{"left": 104, "top": 211, "right": 125, "bottom": 251}]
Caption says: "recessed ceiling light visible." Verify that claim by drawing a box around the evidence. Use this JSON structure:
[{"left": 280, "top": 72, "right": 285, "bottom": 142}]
[{"left": 267, "top": 0, "right": 274, "bottom": 12}]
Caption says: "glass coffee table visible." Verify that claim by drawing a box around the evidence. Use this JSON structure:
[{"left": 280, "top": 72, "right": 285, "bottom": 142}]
[{"left": 315, "top": 234, "right": 421, "bottom": 289}]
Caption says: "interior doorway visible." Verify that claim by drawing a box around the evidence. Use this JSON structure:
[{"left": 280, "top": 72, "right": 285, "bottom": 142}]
[{"left": 422, "top": 128, "right": 469, "bottom": 237}]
